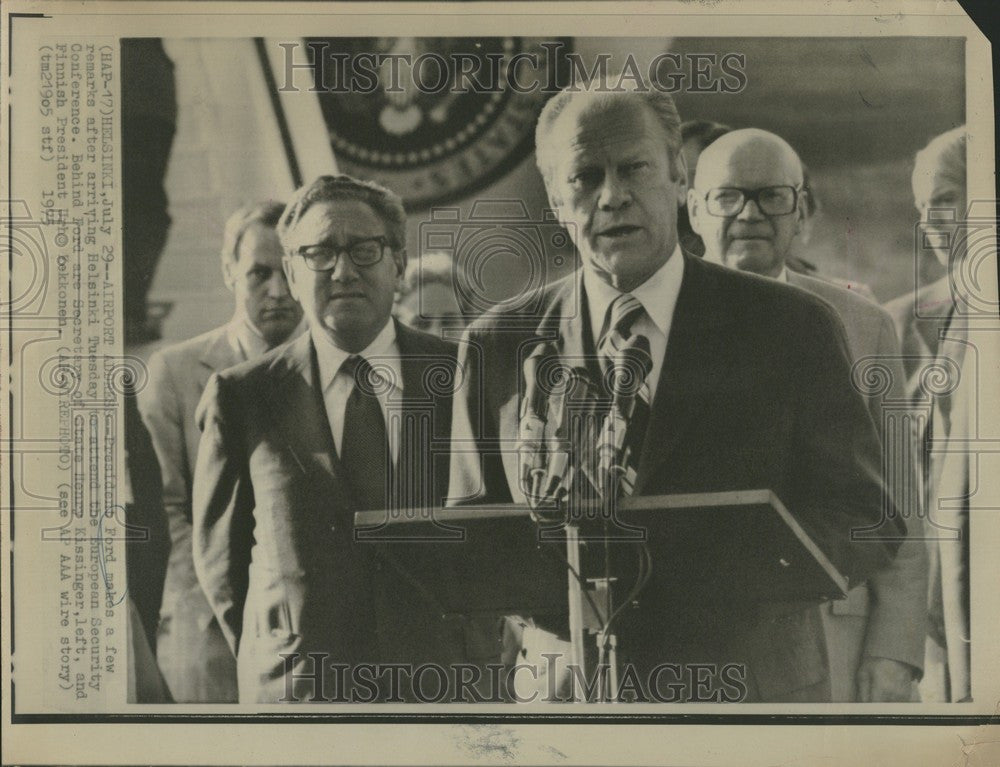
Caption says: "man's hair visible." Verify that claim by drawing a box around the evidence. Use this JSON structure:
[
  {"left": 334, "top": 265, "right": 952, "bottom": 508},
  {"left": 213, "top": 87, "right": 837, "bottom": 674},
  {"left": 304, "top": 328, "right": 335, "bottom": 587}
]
[
  {"left": 680, "top": 119, "right": 732, "bottom": 152},
  {"left": 221, "top": 200, "right": 286, "bottom": 265},
  {"left": 912, "top": 125, "right": 967, "bottom": 207},
  {"left": 535, "top": 79, "right": 684, "bottom": 197},
  {"left": 398, "top": 251, "right": 460, "bottom": 298},
  {"left": 277, "top": 174, "right": 408, "bottom": 267}
]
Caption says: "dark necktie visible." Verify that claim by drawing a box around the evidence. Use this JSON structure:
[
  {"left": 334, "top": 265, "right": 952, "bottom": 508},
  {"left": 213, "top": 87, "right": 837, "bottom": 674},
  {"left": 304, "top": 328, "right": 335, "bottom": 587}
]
[
  {"left": 597, "top": 294, "right": 653, "bottom": 497},
  {"left": 341, "top": 355, "right": 392, "bottom": 511}
]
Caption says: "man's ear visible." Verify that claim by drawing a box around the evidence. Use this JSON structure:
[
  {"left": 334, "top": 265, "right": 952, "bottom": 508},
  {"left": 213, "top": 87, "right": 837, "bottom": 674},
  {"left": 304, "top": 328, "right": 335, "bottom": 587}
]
[
  {"left": 221, "top": 257, "right": 236, "bottom": 292},
  {"left": 673, "top": 152, "right": 689, "bottom": 200},
  {"left": 549, "top": 197, "right": 573, "bottom": 242},
  {"left": 282, "top": 255, "right": 300, "bottom": 302},
  {"left": 793, "top": 188, "right": 808, "bottom": 236},
  {"left": 686, "top": 188, "right": 703, "bottom": 235}
]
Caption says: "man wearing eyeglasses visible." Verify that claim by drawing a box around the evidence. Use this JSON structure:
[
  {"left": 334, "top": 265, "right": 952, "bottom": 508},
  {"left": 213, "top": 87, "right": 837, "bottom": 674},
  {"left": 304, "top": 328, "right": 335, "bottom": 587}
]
[
  {"left": 192, "top": 175, "right": 459, "bottom": 703},
  {"left": 688, "top": 128, "right": 926, "bottom": 703}
]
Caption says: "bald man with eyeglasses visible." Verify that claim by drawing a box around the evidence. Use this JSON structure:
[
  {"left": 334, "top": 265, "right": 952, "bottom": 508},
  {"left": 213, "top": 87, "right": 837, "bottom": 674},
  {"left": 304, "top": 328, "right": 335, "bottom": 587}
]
[{"left": 689, "top": 128, "right": 927, "bottom": 703}]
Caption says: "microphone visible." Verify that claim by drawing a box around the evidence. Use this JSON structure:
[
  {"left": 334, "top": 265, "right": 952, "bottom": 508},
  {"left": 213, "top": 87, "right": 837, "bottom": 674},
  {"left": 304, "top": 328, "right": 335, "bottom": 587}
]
[
  {"left": 544, "top": 366, "right": 597, "bottom": 501},
  {"left": 519, "top": 341, "right": 555, "bottom": 505}
]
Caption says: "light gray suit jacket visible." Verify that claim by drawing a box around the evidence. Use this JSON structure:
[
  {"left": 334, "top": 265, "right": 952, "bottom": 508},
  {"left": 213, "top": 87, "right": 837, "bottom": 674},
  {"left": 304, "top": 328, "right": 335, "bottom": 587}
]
[
  {"left": 138, "top": 324, "right": 243, "bottom": 703},
  {"left": 787, "top": 271, "right": 927, "bottom": 690}
]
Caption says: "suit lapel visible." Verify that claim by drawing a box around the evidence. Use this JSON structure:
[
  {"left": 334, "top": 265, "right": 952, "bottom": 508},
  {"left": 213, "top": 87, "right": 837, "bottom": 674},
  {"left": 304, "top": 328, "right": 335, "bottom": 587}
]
[
  {"left": 555, "top": 272, "right": 600, "bottom": 378},
  {"left": 395, "top": 321, "right": 457, "bottom": 509},
  {"left": 634, "top": 256, "right": 740, "bottom": 494},
  {"left": 396, "top": 321, "right": 432, "bottom": 405},
  {"left": 263, "top": 332, "right": 352, "bottom": 506}
]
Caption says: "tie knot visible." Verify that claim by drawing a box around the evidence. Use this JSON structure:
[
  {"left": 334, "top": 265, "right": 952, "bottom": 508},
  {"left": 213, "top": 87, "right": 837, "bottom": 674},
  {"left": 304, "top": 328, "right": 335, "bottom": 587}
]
[
  {"left": 607, "top": 293, "right": 644, "bottom": 338},
  {"left": 343, "top": 355, "right": 386, "bottom": 396},
  {"left": 607, "top": 334, "right": 653, "bottom": 396},
  {"left": 598, "top": 293, "right": 647, "bottom": 371}
]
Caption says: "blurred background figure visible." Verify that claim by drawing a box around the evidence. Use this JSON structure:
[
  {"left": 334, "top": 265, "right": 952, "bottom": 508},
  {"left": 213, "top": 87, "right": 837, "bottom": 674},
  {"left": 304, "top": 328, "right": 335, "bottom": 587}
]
[
  {"left": 394, "top": 251, "right": 469, "bottom": 336},
  {"left": 886, "top": 126, "right": 971, "bottom": 703},
  {"left": 138, "top": 200, "right": 304, "bottom": 703},
  {"left": 887, "top": 127, "right": 969, "bottom": 397}
]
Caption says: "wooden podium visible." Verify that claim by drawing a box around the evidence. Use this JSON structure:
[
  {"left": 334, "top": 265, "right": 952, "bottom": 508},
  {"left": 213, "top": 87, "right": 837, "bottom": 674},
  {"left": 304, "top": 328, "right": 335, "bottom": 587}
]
[{"left": 354, "top": 490, "right": 848, "bottom": 700}]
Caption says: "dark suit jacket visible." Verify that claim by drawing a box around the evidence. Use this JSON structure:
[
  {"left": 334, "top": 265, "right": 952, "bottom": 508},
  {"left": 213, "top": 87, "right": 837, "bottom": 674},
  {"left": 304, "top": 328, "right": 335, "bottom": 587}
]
[
  {"left": 123, "top": 387, "right": 172, "bottom": 703},
  {"left": 193, "top": 323, "right": 457, "bottom": 703},
  {"left": 449, "top": 254, "right": 903, "bottom": 701},
  {"left": 138, "top": 324, "right": 243, "bottom": 702}
]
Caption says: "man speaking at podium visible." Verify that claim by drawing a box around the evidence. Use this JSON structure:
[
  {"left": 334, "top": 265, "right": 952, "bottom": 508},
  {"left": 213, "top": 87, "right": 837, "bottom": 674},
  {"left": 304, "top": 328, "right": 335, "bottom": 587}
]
[{"left": 448, "top": 81, "right": 904, "bottom": 702}]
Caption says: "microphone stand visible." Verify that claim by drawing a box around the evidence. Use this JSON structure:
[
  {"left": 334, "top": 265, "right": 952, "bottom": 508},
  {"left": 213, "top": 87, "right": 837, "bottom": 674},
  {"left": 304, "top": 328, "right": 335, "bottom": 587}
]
[{"left": 521, "top": 353, "right": 625, "bottom": 702}]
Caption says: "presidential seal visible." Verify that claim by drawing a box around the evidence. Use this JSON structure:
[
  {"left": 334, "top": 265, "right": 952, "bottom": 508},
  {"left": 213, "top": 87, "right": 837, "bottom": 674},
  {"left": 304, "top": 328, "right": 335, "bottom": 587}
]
[{"left": 306, "top": 37, "right": 572, "bottom": 210}]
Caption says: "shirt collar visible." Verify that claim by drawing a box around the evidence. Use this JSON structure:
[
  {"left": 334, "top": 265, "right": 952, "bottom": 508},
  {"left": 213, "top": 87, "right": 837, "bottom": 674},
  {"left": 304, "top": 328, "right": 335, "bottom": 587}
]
[
  {"left": 704, "top": 252, "right": 789, "bottom": 285},
  {"left": 227, "top": 315, "right": 269, "bottom": 361},
  {"left": 313, "top": 318, "right": 400, "bottom": 392},
  {"left": 227, "top": 314, "right": 307, "bottom": 361},
  {"left": 584, "top": 243, "right": 684, "bottom": 342}
]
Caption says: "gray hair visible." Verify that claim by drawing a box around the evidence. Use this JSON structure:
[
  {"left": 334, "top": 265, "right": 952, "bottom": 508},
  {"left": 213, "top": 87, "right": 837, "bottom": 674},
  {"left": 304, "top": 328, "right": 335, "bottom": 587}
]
[
  {"left": 221, "top": 200, "right": 286, "bottom": 265},
  {"left": 912, "top": 125, "right": 967, "bottom": 207},
  {"left": 277, "top": 174, "right": 408, "bottom": 268},
  {"left": 535, "top": 79, "right": 684, "bottom": 199},
  {"left": 398, "top": 251, "right": 460, "bottom": 298}
]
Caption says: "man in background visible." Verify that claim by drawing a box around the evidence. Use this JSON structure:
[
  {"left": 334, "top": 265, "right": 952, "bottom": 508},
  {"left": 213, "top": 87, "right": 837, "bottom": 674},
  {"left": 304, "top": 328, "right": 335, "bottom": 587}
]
[
  {"left": 139, "top": 200, "right": 304, "bottom": 702},
  {"left": 689, "top": 128, "right": 926, "bottom": 702},
  {"left": 886, "top": 126, "right": 971, "bottom": 702},
  {"left": 394, "top": 251, "right": 469, "bottom": 336}
]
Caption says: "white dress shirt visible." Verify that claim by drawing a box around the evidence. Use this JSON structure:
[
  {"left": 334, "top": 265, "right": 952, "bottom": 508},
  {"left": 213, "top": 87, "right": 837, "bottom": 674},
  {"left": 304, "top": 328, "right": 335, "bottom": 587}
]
[
  {"left": 312, "top": 320, "right": 403, "bottom": 463},
  {"left": 582, "top": 244, "right": 685, "bottom": 401}
]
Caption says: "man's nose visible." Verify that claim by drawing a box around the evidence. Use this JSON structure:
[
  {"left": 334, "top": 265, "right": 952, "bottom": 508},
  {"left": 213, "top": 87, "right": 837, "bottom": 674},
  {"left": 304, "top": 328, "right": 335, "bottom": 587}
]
[
  {"left": 266, "top": 270, "right": 291, "bottom": 298},
  {"left": 735, "top": 197, "right": 765, "bottom": 221},
  {"left": 328, "top": 251, "right": 360, "bottom": 282},
  {"left": 597, "top": 171, "right": 631, "bottom": 210}
]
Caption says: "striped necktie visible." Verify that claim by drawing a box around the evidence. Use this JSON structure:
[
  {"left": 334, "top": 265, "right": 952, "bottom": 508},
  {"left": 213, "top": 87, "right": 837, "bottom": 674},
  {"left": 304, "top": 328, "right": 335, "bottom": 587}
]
[{"left": 597, "top": 294, "right": 653, "bottom": 497}]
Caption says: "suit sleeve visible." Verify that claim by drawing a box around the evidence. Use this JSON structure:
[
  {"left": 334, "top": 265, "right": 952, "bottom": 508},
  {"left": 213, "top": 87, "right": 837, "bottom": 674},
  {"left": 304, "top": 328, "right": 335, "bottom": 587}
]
[
  {"left": 790, "top": 303, "right": 906, "bottom": 585},
  {"left": 447, "top": 325, "right": 514, "bottom": 506},
  {"left": 192, "top": 373, "right": 255, "bottom": 656},
  {"left": 137, "top": 350, "right": 191, "bottom": 524},
  {"left": 861, "top": 313, "right": 928, "bottom": 673}
]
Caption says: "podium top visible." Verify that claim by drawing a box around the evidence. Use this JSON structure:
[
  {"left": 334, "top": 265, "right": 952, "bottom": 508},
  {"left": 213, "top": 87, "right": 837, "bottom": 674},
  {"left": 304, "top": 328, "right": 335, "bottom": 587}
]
[{"left": 354, "top": 490, "right": 849, "bottom": 612}]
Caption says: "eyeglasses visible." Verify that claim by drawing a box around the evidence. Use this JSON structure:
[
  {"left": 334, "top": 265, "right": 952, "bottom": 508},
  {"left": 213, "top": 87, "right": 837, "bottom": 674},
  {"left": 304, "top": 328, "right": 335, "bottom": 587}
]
[
  {"left": 702, "top": 186, "right": 801, "bottom": 217},
  {"left": 293, "top": 237, "right": 390, "bottom": 271}
]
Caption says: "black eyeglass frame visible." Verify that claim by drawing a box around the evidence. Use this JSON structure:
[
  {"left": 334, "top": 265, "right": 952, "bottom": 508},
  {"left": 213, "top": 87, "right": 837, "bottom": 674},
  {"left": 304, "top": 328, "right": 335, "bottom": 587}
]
[
  {"left": 291, "top": 236, "right": 393, "bottom": 271},
  {"left": 701, "top": 185, "right": 803, "bottom": 217}
]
